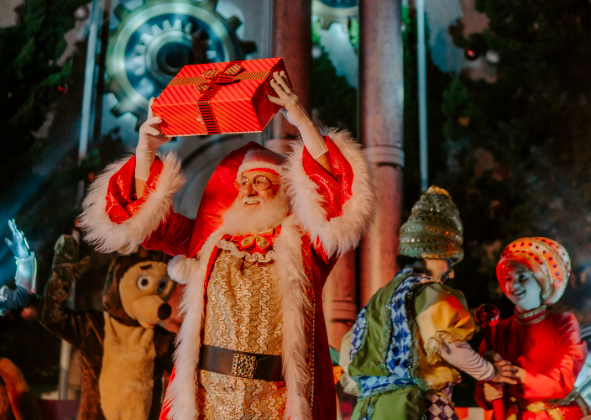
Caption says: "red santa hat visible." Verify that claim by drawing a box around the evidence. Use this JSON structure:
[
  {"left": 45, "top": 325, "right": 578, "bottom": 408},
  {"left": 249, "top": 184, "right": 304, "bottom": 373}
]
[
  {"left": 496, "top": 237, "right": 571, "bottom": 306},
  {"left": 187, "top": 142, "right": 285, "bottom": 257}
]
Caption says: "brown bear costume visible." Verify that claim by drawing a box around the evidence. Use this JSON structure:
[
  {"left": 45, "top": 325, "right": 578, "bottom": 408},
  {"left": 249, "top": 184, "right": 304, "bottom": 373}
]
[{"left": 41, "top": 235, "right": 176, "bottom": 420}]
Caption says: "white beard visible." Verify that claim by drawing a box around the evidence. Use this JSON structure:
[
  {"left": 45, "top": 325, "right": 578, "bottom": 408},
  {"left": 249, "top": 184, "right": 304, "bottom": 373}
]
[{"left": 222, "top": 191, "right": 289, "bottom": 235}]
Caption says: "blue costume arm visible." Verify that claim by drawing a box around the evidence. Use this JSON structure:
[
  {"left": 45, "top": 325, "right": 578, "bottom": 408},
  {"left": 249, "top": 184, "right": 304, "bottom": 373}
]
[
  {"left": 1, "top": 219, "right": 38, "bottom": 315},
  {"left": 0, "top": 285, "right": 36, "bottom": 316}
]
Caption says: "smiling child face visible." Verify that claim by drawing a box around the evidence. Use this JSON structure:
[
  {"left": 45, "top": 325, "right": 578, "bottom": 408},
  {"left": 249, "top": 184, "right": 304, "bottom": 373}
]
[{"left": 503, "top": 265, "right": 542, "bottom": 311}]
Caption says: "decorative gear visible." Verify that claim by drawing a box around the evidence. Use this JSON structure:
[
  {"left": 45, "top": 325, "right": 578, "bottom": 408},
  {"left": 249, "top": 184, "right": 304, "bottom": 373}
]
[
  {"left": 106, "top": 0, "right": 256, "bottom": 123},
  {"left": 497, "top": 238, "right": 571, "bottom": 306},
  {"left": 312, "top": 0, "right": 358, "bottom": 30},
  {"left": 398, "top": 186, "right": 464, "bottom": 263}
]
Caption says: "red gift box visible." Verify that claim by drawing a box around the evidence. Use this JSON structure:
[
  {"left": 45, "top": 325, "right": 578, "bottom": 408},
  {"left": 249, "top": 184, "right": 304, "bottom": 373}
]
[{"left": 152, "top": 58, "right": 289, "bottom": 136}]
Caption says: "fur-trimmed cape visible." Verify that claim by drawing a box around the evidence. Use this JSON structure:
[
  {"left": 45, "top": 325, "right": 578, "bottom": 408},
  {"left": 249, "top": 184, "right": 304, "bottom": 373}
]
[{"left": 81, "top": 129, "right": 376, "bottom": 420}]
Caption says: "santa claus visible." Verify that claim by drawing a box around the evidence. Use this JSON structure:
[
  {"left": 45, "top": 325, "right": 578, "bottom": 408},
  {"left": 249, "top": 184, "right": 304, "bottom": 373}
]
[{"left": 80, "top": 72, "right": 375, "bottom": 420}]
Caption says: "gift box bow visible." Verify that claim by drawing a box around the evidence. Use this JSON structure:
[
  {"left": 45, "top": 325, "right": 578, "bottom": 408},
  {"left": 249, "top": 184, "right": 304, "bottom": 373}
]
[{"left": 194, "top": 63, "right": 244, "bottom": 93}]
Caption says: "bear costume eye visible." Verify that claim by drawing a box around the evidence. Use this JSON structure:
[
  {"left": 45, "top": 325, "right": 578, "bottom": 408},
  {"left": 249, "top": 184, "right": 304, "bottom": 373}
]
[
  {"left": 157, "top": 278, "right": 169, "bottom": 293},
  {"left": 137, "top": 275, "right": 151, "bottom": 290}
]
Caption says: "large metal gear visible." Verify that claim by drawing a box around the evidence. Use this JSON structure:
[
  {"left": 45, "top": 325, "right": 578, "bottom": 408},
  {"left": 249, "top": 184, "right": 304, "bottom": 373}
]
[
  {"left": 312, "top": 0, "right": 358, "bottom": 30},
  {"left": 106, "top": 0, "right": 256, "bottom": 122}
]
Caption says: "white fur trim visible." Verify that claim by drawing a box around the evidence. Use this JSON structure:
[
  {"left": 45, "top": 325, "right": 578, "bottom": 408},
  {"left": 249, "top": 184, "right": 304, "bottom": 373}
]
[
  {"left": 165, "top": 229, "right": 223, "bottom": 420},
  {"left": 80, "top": 154, "right": 186, "bottom": 254},
  {"left": 274, "top": 216, "right": 313, "bottom": 420},
  {"left": 167, "top": 254, "right": 201, "bottom": 285},
  {"left": 165, "top": 216, "right": 313, "bottom": 420},
  {"left": 237, "top": 148, "right": 286, "bottom": 176},
  {"left": 285, "top": 128, "right": 376, "bottom": 257}
]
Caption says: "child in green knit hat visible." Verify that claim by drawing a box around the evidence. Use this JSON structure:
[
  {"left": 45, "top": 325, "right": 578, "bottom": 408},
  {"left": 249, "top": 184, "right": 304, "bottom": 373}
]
[{"left": 341, "top": 186, "right": 518, "bottom": 420}]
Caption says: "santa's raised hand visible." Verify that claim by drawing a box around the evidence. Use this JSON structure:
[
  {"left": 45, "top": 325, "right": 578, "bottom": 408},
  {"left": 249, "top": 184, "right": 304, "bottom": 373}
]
[
  {"left": 268, "top": 71, "right": 310, "bottom": 128},
  {"left": 135, "top": 97, "right": 171, "bottom": 194},
  {"left": 138, "top": 97, "right": 169, "bottom": 152},
  {"left": 268, "top": 71, "right": 329, "bottom": 168}
]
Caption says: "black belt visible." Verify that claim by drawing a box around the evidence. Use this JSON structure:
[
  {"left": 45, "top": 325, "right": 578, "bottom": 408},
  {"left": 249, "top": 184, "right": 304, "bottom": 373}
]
[{"left": 198, "top": 345, "right": 284, "bottom": 382}]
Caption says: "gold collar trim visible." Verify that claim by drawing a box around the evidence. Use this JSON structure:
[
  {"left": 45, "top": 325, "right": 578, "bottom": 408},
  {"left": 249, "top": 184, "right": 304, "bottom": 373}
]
[{"left": 515, "top": 305, "right": 548, "bottom": 325}]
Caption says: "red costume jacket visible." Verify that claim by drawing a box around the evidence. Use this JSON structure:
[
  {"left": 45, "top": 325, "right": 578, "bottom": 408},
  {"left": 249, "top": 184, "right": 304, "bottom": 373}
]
[
  {"left": 80, "top": 130, "right": 375, "bottom": 420},
  {"left": 475, "top": 308, "right": 588, "bottom": 419}
]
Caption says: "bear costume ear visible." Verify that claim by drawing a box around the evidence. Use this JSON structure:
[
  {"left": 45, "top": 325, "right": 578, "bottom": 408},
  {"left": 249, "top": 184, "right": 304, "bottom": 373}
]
[{"left": 103, "top": 260, "right": 138, "bottom": 326}]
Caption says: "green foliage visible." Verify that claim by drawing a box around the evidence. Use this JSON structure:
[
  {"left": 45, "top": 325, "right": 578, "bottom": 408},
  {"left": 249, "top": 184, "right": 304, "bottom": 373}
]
[
  {"left": 311, "top": 22, "right": 358, "bottom": 137},
  {"left": 0, "top": 0, "right": 106, "bottom": 384},
  {"left": 0, "top": 0, "right": 92, "bottom": 293},
  {"left": 440, "top": 0, "right": 591, "bottom": 317},
  {"left": 312, "top": 18, "right": 322, "bottom": 45},
  {"left": 349, "top": 18, "right": 359, "bottom": 52},
  {"left": 0, "top": 0, "right": 87, "bottom": 198}
]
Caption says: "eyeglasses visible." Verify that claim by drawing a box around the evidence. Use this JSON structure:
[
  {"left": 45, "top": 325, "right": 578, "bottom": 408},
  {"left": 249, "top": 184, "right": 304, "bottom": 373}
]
[{"left": 234, "top": 175, "right": 280, "bottom": 192}]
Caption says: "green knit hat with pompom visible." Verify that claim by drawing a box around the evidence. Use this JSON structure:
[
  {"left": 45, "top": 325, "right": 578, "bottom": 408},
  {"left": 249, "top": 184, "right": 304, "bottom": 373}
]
[{"left": 398, "top": 186, "right": 464, "bottom": 263}]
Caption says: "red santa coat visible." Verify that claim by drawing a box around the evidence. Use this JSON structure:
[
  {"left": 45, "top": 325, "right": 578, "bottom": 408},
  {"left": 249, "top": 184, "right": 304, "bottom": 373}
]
[
  {"left": 475, "top": 308, "right": 588, "bottom": 419},
  {"left": 80, "top": 129, "right": 375, "bottom": 420}
]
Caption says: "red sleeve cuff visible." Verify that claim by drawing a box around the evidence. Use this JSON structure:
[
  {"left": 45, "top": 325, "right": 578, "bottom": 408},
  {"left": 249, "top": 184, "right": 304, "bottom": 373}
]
[
  {"left": 302, "top": 136, "right": 354, "bottom": 220},
  {"left": 475, "top": 381, "right": 494, "bottom": 411},
  {"left": 106, "top": 156, "right": 164, "bottom": 223}
]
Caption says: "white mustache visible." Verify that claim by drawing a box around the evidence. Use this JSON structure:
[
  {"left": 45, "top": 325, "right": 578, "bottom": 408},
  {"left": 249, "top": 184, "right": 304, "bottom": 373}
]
[{"left": 243, "top": 197, "right": 263, "bottom": 205}]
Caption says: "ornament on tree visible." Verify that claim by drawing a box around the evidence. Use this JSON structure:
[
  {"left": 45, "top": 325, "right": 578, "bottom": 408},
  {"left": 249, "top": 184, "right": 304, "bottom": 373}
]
[
  {"left": 474, "top": 303, "right": 500, "bottom": 329},
  {"left": 74, "top": 5, "right": 89, "bottom": 20},
  {"left": 457, "top": 116, "right": 470, "bottom": 127},
  {"left": 57, "top": 85, "right": 68, "bottom": 95},
  {"left": 485, "top": 50, "right": 500, "bottom": 65},
  {"left": 312, "top": 44, "right": 322, "bottom": 59},
  {"left": 464, "top": 46, "right": 479, "bottom": 61}
]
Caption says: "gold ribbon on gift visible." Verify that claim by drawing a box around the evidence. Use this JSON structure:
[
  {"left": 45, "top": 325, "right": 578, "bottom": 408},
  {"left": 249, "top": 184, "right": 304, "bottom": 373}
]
[
  {"left": 168, "top": 69, "right": 270, "bottom": 87},
  {"left": 168, "top": 62, "right": 270, "bottom": 135}
]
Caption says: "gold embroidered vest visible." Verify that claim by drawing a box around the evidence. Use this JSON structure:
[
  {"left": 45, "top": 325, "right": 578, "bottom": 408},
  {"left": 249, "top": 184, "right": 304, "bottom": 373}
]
[{"left": 196, "top": 239, "right": 286, "bottom": 419}]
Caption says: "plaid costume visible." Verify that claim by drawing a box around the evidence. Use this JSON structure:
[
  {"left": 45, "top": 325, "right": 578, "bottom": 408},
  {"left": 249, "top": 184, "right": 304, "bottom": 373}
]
[
  {"left": 350, "top": 269, "right": 433, "bottom": 399},
  {"left": 425, "top": 384, "right": 458, "bottom": 420},
  {"left": 347, "top": 268, "right": 472, "bottom": 420}
]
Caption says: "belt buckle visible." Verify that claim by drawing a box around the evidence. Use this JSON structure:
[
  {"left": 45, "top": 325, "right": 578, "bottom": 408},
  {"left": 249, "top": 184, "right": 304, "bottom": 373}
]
[{"left": 231, "top": 353, "right": 257, "bottom": 379}]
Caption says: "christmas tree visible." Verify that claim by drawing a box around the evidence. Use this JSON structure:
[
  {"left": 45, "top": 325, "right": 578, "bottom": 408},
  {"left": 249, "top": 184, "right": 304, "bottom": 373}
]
[
  {"left": 311, "top": 19, "right": 358, "bottom": 137},
  {"left": 0, "top": 0, "right": 123, "bottom": 390},
  {"left": 0, "top": 0, "right": 88, "bottom": 192},
  {"left": 441, "top": 0, "right": 591, "bottom": 319}
]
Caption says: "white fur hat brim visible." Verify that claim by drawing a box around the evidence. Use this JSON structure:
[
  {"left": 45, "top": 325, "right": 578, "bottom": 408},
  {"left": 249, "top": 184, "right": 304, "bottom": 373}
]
[{"left": 237, "top": 148, "right": 286, "bottom": 176}]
